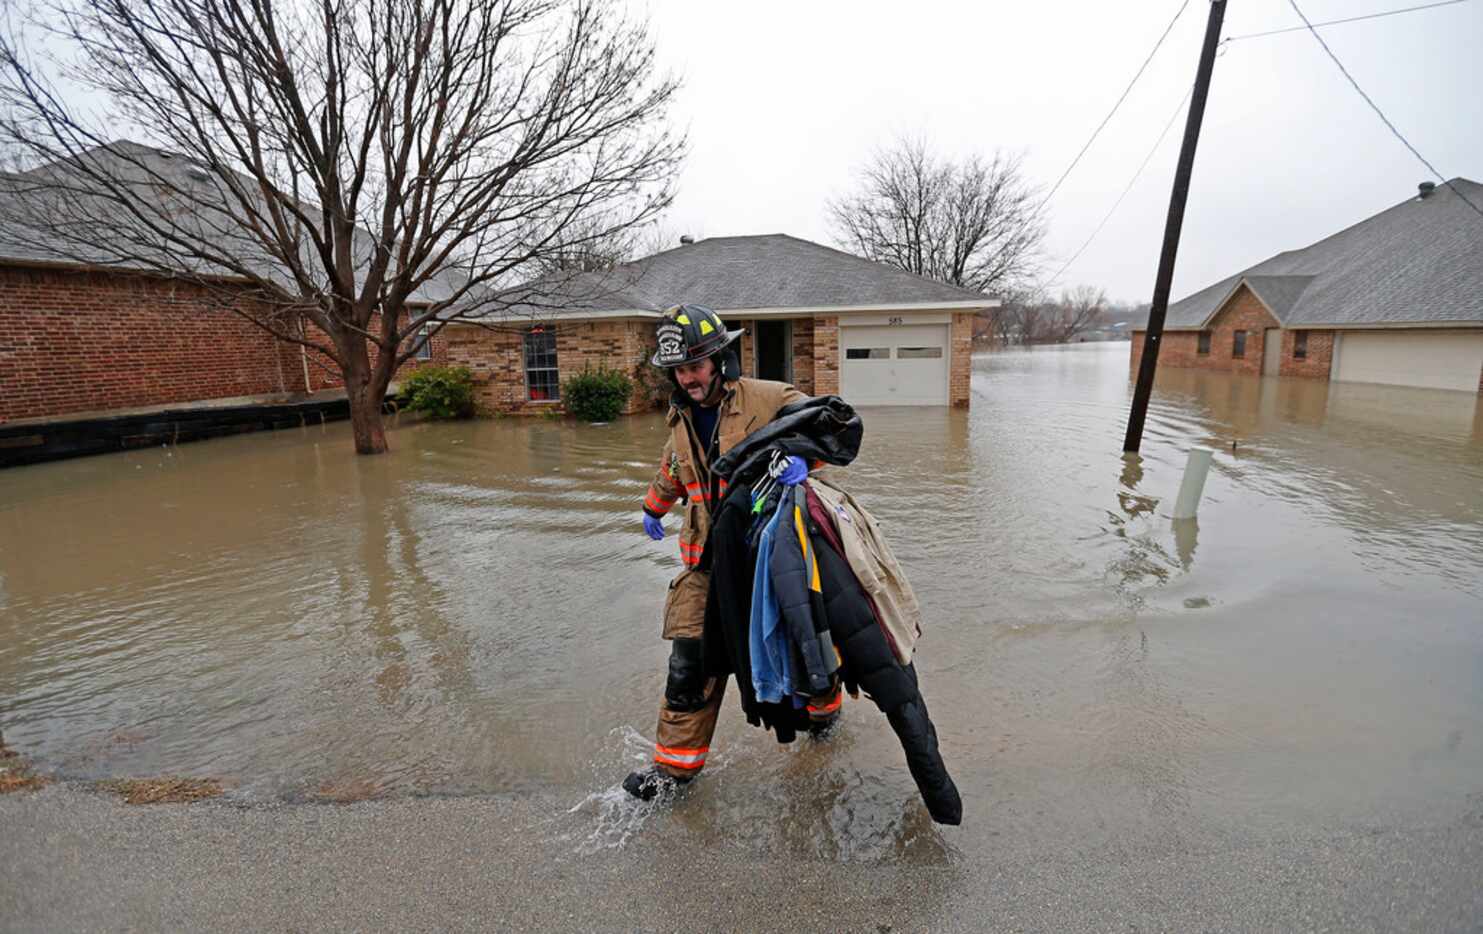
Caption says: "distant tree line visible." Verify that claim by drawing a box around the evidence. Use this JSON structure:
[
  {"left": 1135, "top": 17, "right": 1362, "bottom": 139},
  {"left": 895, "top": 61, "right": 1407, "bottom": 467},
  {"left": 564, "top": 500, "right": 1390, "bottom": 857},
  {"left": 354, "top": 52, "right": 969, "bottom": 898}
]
[{"left": 975, "top": 286, "right": 1143, "bottom": 346}]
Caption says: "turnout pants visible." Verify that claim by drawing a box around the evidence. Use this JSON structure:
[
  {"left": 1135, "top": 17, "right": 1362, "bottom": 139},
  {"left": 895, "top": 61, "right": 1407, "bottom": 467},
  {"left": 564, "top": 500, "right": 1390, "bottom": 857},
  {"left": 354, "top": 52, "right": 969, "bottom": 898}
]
[
  {"left": 654, "top": 569, "right": 723, "bottom": 777},
  {"left": 652, "top": 569, "right": 842, "bottom": 779}
]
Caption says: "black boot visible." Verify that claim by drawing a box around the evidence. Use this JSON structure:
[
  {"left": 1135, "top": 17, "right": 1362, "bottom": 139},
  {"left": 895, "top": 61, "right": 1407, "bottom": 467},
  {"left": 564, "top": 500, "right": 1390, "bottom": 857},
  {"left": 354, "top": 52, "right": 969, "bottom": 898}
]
[
  {"left": 622, "top": 767, "right": 692, "bottom": 801},
  {"left": 806, "top": 716, "right": 839, "bottom": 739}
]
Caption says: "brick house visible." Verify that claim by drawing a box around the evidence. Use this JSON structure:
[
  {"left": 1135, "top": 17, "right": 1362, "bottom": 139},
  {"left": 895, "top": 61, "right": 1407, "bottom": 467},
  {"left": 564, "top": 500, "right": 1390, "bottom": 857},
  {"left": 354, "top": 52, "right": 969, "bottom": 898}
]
[
  {"left": 0, "top": 141, "right": 454, "bottom": 427},
  {"left": 446, "top": 234, "right": 997, "bottom": 415},
  {"left": 2, "top": 143, "right": 994, "bottom": 431},
  {"left": 0, "top": 261, "right": 455, "bottom": 426},
  {"left": 1132, "top": 179, "right": 1483, "bottom": 393}
]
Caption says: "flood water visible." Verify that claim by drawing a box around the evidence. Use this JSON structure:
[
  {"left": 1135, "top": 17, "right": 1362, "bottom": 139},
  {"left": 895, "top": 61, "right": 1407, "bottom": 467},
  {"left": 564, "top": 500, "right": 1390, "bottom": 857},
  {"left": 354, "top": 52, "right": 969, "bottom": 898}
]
[{"left": 3, "top": 343, "right": 1481, "bottom": 860}]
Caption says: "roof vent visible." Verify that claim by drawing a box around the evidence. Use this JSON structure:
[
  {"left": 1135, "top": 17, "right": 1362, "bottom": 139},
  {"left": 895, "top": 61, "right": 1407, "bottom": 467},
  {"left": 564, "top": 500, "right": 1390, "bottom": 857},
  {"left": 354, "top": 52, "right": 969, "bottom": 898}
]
[
  {"left": 679, "top": 235, "right": 694, "bottom": 245},
  {"left": 1417, "top": 181, "right": 1436, "bottom": 199},
  {"left": 185, "top": 167, "right": 210, "bottom": 182}
]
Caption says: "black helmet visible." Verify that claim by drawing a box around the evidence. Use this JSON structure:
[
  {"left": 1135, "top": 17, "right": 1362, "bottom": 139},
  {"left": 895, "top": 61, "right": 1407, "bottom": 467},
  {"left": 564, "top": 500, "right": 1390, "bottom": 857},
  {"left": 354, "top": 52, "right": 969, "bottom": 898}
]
[{"left": 651, "top": 304, "right": 743, "bottom": 368}]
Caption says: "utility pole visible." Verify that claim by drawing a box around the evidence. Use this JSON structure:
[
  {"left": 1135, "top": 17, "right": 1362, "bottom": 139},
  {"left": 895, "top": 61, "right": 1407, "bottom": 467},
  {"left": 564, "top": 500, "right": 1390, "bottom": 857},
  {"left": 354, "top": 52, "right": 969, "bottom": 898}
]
[{"left": 1124, "top": 0, "right": 1227, "bottom": 453}]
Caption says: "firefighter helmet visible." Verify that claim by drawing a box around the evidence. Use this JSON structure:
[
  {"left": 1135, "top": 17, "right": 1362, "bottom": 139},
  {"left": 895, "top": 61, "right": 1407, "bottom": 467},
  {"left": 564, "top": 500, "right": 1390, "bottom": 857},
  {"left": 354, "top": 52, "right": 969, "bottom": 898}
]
[{"left": 651, "top": 304, "right": 743, "bottom": 368}]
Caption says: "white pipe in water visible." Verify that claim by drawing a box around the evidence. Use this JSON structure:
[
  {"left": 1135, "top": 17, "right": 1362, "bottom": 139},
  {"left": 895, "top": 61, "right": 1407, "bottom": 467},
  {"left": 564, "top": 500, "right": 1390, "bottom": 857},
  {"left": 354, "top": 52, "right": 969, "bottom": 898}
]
[{"left": 1172, "top": 447, "right": 1215, "bottom": 520}]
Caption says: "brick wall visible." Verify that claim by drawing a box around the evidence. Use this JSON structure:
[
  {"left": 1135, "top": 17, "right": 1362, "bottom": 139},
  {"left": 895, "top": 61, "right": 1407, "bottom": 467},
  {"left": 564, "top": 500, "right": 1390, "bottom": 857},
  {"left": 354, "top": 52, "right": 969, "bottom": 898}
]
[
  {"left": 1, "top": 266, "right": 291, "bottom": 424},
  {"left": 812, "top": 316, "right": 839, "bottom": 396},
  {"left": 0, "top": 264, "right": 452, "bottom": 424},
  {"left": 442, "top": 318, "right": 651, "bottom": 416},
  {"left": 1278, "top": 328, "right": 1335, "bottom": 379},
  {"left": 735, "top": 319, "right": 756, "bottom": 379},
  {"left": 1130, "top": 284, "right": 1280, "bottom": 377},
  {"left": 791, "top": 317, "right": 817, "bottom": 394},
  {"left": 950, "top": 312, "right": 972, "bottom": 407},
  {"left": 0, "top": 265, "right": 289, "bottom": 424}
]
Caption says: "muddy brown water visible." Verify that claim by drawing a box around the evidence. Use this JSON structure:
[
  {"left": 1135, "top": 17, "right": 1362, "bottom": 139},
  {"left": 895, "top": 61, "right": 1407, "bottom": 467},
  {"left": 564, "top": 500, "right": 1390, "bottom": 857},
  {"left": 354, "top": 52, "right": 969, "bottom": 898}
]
[{"left": 3, "top": 343, "right": 1481, "bottom": 860}]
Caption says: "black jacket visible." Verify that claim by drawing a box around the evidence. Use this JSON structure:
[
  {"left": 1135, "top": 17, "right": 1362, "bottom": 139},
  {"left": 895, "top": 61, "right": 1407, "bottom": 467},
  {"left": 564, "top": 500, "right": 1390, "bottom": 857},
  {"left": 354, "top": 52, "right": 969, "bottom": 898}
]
[
  {"left": 769, "top": 485, "right": 838, "bottom": 696},
  {"left": 700, "top": 475, "right": 794, "bottom": 735},
  {"left": 710, "top": 395, "right": 863, "bottom": 482},
  {"left": 806, "top": 502, "right": 962, "bottom": 825},
  {"left": 700, "top": 397, "right": 962, "bottom": 825}
]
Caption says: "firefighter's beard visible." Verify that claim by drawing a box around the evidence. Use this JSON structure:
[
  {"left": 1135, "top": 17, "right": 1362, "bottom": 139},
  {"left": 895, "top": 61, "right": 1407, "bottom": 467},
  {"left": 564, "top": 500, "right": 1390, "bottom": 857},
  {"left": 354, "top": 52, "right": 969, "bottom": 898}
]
[
  {"left": 679, "top": 377, "right": 706, "bottom": 402},
  {"left": 680, "top": 372, "right": 720, "bottom": 406}
]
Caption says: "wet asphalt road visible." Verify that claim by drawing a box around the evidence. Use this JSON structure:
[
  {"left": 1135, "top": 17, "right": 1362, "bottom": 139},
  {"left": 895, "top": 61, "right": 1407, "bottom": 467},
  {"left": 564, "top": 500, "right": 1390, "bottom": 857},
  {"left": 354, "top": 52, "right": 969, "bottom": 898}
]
[{"left": 4, "top": 784, "right": 1481, "bottom": 933}]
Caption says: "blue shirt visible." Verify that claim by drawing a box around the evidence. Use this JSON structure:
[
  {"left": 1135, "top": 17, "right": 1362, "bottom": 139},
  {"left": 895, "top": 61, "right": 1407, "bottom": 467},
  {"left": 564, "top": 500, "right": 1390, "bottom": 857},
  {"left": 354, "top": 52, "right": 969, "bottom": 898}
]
[
  {"left": 690, "top": 402, "right": 719, "bottom": 462},
  {"left": 749, "top": 498, "right": 793, "bottom": 704}
]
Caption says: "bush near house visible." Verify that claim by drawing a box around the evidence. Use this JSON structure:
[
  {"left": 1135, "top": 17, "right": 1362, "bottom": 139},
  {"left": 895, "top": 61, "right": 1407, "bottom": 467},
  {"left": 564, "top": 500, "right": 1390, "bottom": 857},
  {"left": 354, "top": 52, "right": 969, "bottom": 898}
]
[
  {"left": 563, "top": 366, "right": 633, "bottom": 422},
  {"left": 633, "top": 338, "right": 674, "bottom": 409},
  {"left": 400, "top": 365, "right": 477, "bottom": 419}
]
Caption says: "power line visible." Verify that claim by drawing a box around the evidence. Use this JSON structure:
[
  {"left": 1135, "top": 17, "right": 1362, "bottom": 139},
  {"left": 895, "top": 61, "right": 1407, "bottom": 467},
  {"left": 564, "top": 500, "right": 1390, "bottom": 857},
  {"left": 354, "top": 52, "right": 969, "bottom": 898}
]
[
  {"left": 1046, "top": 83, "right": 1195, "bottom": 289},
  {"left": 1287, "top": 0, "right": 1483, "bottom": 219},
  {"left": 1041, "top": 0, "right": 1191, "bottom": 207},
  {"left": 1043, "top": 0, "right": 1478, "bottom": 288},
  {"left": 1224, "top": 0, "right": 1468, "bottom": 42}
]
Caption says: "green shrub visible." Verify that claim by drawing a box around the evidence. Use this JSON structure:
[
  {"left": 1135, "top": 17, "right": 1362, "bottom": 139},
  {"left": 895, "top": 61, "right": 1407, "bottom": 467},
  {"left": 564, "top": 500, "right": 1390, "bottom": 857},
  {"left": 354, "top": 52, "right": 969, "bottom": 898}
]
[
  {"left": 400, "top": 365, "right": 476, "bottom": 419},
  {"left": 562, "top": 366, "right": 633, "bottom": 422}
]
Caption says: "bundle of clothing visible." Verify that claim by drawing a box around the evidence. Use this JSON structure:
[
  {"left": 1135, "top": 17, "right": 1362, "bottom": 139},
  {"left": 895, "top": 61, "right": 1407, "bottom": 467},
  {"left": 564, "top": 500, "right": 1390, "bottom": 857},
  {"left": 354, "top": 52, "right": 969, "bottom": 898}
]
[{"left": 698, "top": 396, "right": 962, "bottom": 826}]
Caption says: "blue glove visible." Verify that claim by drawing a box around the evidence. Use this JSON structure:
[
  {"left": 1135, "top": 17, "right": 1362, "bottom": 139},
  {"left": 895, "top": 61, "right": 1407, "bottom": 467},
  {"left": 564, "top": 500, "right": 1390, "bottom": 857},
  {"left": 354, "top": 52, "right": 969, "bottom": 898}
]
[
  {"left": 643, "top": 513, "right": 665, "bottom": 541},
  {"left": 777, "top": 455, "right": 808, "bottom": 486}
]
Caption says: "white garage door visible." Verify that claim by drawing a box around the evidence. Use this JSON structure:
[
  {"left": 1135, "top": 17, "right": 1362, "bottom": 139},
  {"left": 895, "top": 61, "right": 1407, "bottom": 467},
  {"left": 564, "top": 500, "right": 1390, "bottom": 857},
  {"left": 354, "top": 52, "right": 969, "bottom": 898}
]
[
  {"left": 1334, "top": 330, "right": 1483, "bottom": 392},
  {"left": 840, "top": 324, "right": 949, "bottom": 405}
]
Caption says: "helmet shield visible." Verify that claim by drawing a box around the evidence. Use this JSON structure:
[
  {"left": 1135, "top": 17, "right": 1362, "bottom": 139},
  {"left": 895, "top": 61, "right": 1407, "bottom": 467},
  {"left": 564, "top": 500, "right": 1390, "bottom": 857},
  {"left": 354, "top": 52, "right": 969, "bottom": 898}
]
[
  {"left": 654, "top": 320, "right": 689, "bottom": 366},
  {"left": 650, "top": 304, "right": 743, "bottom": 368}
]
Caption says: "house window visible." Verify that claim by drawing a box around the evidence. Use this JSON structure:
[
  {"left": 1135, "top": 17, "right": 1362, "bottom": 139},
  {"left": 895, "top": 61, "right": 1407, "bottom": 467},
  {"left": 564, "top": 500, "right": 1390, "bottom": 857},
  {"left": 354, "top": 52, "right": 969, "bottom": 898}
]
[
  {"left": 1197, "top": 331, "right": 1211, "bottom": 355},
  {"left": 413, "top": 325, "right": 433, "bottom": 361},
  {"left": 524, "top": 326, "right": 559, "bottom": 401},
  {"left": 896, "top": 346, "right": 943, "bottom": 359},
  {"left": 1293, "top": 330, "right": 1308, "bottom": 360},
  {"left": 1232, "top": 330, "right": 1247, "bottom": 359}
]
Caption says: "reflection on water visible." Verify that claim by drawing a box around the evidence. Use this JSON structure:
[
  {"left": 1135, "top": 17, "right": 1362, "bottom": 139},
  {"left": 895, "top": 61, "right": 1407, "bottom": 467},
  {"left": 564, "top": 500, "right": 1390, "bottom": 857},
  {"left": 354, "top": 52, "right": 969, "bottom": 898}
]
[
  {"left": 1171, "top": 518, "right": 1199, "bottom": 571},
  {"left": 2, "top": 343, "right": 1481, "bottom": 859}
]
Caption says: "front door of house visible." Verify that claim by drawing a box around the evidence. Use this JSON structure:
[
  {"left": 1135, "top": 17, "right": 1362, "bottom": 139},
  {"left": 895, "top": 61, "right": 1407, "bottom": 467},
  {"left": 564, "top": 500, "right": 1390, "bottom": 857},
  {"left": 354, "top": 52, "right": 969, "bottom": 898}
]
[
  {"left": 754, "top": 320, "right": 792, "bottom": 382},
  {"left": 1262, "top": 328, "right": 1282, "bottom": 376}
]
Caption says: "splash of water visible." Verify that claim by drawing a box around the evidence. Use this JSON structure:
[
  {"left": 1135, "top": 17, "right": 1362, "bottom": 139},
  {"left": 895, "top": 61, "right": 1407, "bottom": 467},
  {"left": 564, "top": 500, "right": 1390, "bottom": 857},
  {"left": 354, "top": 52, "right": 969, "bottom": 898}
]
[{"left": 560, "top": 724, "right": 676, "bottom": 855}]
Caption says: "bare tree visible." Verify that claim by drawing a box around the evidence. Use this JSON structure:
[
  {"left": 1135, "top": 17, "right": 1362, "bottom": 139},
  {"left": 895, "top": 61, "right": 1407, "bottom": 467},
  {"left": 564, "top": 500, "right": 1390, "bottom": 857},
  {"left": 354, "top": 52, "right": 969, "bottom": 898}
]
[
  {"left": 828, "top": 136, "right": 1045, "bottom": 295},
  {"left": 990, "top": 284, "right": 1106, "bottom": 345},
  {"left": 526, "top": 215, "right": 657, "bottom": 275},
  {"left": 992, "top": 286, "right": 1044, "bottom": 345},
  {"left": 1044, "top": 285, "right": 1106, "bottom": 343},
  {"left": 0, "top": 0, "right": 682, "bottom": 454}
]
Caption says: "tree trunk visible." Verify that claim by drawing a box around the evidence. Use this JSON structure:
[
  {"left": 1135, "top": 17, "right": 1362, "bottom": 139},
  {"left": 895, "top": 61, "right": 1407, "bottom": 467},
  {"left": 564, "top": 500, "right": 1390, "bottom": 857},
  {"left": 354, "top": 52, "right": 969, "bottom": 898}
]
[{"left": 342, "top": 341, "right": 389, "bottom": 455}]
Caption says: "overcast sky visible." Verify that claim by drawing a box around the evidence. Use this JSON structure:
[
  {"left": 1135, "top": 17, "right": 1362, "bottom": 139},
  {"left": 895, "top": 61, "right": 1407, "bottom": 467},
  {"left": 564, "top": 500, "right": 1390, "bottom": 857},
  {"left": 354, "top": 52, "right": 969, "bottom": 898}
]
[{"left": 636, "top": 0, "right": 1482, "bottom": 304}]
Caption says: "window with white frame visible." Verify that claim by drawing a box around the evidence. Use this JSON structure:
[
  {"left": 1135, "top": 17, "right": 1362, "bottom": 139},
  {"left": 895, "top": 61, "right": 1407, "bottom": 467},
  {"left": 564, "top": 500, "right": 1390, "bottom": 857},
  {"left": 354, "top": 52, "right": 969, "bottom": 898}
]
[
  {"left": 413, "top": 325, "right": 433, "bottom": 361},
  {"left": 524, "top": 326, "right": 559, "bottom": 401}
]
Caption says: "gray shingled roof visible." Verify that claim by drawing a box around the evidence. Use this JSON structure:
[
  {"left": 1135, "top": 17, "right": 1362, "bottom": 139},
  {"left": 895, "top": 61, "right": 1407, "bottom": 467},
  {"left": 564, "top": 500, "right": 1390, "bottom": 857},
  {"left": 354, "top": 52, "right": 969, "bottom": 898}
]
[
  {"left": 0, "top": 143, "right": 219, "bottom": 274},
  {"left": 0, "top": 141, "right": 459, "bottom": 305},
  {"left": 1162, "top": 179, "right": 1483, "bottom": 329},
  {"left": 4, "top": 144, "right": 994, "bottom": 319},
  {"left": 495, "top": 234, "right": 997, "bottom": 318}
]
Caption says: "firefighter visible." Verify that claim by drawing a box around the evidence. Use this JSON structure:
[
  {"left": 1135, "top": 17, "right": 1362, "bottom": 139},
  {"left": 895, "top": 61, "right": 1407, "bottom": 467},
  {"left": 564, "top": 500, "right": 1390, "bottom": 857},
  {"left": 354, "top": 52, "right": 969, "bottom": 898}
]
[{"left": 624, "top": 304, "right": 816, "bottom": 801}]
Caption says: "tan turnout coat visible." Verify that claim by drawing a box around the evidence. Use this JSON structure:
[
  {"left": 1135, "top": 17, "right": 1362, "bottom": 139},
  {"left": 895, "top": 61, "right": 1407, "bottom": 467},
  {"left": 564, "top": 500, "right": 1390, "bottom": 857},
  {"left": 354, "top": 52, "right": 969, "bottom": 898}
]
[{"left": 642, "top": 377, "right": 806, "bottom": 639}]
